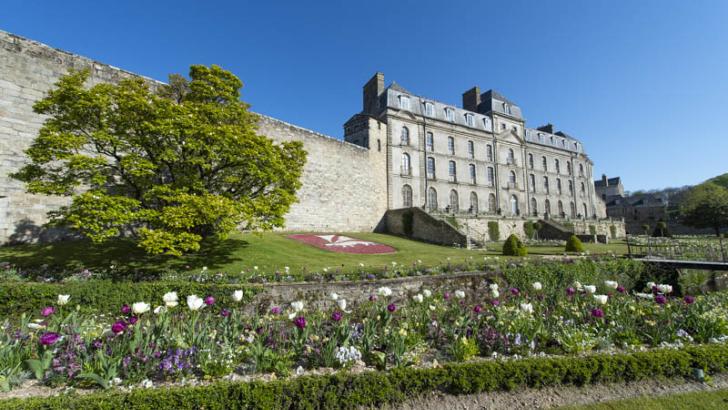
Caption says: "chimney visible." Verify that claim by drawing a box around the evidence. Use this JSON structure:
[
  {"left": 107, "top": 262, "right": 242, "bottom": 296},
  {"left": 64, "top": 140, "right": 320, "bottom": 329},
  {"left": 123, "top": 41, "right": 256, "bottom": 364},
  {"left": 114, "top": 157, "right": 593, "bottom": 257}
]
[
  {"left": 462, "top": 86, "right": 481, "bottom": 112},
  {"left": 602, "top": 174, "right": 608, "bottom": 186},
  {"left": 363, "top": 72, "right": 384, "bottom": 115},
  {"left": 537, "top": 124, "right": 555, "bottom": 134}
]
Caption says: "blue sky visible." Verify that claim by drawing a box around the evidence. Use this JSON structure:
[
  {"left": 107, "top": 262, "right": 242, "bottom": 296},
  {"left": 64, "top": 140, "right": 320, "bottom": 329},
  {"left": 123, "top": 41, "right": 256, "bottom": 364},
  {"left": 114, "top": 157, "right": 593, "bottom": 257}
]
[{"left": 2, "top": 0, "right": 727, "bottom": 192}]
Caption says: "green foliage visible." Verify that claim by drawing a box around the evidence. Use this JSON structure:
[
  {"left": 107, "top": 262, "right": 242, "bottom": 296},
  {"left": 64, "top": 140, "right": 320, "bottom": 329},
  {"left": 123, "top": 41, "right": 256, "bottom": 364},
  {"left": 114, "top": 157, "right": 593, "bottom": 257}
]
[
  {"left": 609, "top": 225, "right": 617, "bottom": 239},
  {"left": 565, "top": 235, "right": 585, "bottom": 252},
  {"left": 652, "top": 220, "right": 670, "bottom": 237},
  {"left": 2, "top": 344, "right": 726, "bottom": 409},
  {"left": 487, "top": 221, "right": 500, "bottom": 242},
  {"left": 523, "top": 221, "right": 537, "bottom": 239},
  {"left": 589, "top": 225, "right": 597, "bottom": 235},
  {"left": 11, "top": 66, "right": 307, "bottom": 255},
  {"left": 502, "top": 234, "right": 527, "bottom": 256},
  {"left": 680, "top": 182, "right": 728, "bottom": 236},
  {"left": 642, "top": 224, "right": 650, "bottom": 235}
]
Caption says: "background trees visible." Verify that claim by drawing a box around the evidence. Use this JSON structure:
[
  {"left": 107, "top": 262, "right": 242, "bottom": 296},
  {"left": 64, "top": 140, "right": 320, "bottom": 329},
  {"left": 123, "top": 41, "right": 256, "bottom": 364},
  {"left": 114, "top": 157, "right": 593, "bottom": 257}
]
[
  {"left": 12, "top": 66, "right": 306, "bottom": 255},
  {"left": 680, "top": 182, "right": 728, "bottom": 237}
]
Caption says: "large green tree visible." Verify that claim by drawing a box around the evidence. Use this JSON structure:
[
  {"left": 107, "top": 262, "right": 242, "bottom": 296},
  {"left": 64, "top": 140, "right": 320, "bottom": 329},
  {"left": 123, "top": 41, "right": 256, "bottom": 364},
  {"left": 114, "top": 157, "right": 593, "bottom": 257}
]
[
  {"left": 12, "top": 65, "right": 306, "bottom": 255},
  {"left": 680, "top": 182, "right": 728, "bottom": 236}
]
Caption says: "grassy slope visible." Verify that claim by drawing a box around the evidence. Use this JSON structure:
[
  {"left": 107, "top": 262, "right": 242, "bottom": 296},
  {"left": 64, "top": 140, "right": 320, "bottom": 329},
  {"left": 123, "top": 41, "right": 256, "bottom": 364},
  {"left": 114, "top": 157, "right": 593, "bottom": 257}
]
[
  {"left": 563, "top": 388, "right": 728, "bottom": 410},
  {"left": 0, "top": 232, "right": 627, "bottom": 275}
]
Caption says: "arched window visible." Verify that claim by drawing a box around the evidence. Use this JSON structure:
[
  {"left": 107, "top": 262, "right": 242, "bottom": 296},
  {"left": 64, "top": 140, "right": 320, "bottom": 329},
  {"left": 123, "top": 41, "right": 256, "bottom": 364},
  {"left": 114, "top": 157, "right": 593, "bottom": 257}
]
[
  {"left": 401, "top": 126, "right": 410, "bottom": 145},
  {"left": 580, "top": 182, "right": 586, "bottom": 196},
  {"left": 487, "top": 166, "right": 495, "bottom": 186},
  {"left": 470, "top": 192, "right": 478, "bottom": 214},
  {"left": 510, "top": 195, "right": 519, "bottom": 215},
  {"left": 467, "top": 140, "right": 474, "bottom": 158},
  {"left": 486, "top": 145, "right": 493, "bottom": 161},
  {"left": 544, "top": 199, "right": 551, "bottom": 215},
  {"left": 543, "top": 176, "right": 550, "bottom": 194},
  {"left": 530, "top": 197, "right": 538, "bottom": 216},
  {"left": 528, "top": 153, "right": 534, "bottom": 169},
  {"left": 448, "top": 160, "right": 457, "bottom": 182},
  {"left": 558, "top": 200, "right": 564, "bottom": 216},
  {"left": 509, "top": 170, "right": 517, "bottom": 187},
  {"left": 568, "top": 180, "right": 574, "bottom": 195},
  {"left": 426, "top": 157, "right": 436, "bottom": 179},
  {"left": 582, "top": 203, "right": 588, "bottom": 218},
  {"left": 555, "top": 159, "right": 560, "bottom": 174},
  {"left": 449, "top": 190, "right": 459, "bottom": 213},
  {"left": 542, "top": 156, "right": 548, "bottom": 171},
  {"left": 401, "top": 153, "right": 411, "bottom": 175},
  {"left": 469, "top": 164, "right": 476, "bottom": 183},
  {"left": 570, "top": 201, "right": 576, "bottom": 218},
  {"left": 567, "top": 162, "right": 572, "bottom": 175},
  {"left": 529, "top": 174, "right": 536, "bottom": 192},
  {"left": 488, "top": 193, "right": 497, "bottom": 213},
  {"left": 557, "top": 178, "right": 562, "bottom": 194},
  {"left": 427, "top": 187, "right": 438, "bottom": 211},
  {"left": 507, "top": 149, "right": 515, "bottom": 164},
  {"left": 402, "top": 184, "right": 413, "bottom": 208},
  {"left": 447, "top": 136, "right": 455, "bottom": 154},
  {"left": 426, "top": 132, "right": 434, "bottom": 151},
  {"left": 579, "top": 163, "right": 584, "bottom": 176}
]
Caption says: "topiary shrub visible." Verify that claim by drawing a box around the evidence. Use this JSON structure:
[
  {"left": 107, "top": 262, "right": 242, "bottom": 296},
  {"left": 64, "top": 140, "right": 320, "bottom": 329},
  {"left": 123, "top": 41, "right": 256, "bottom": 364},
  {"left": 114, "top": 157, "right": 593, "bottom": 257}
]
[
  {"left": 652, "top": 221, "right": 670, "bottom": 237},
  {"left": 565, "top": 235, "right": 585, "bottom": 253},
  {"left": 524, "top": 221, "right": 536, "bottom": 239},
  {"left": 589, "top": 225, "right": 597, "bottom": 235},
  {"left": 609, "top": 224, "right": 617, "bottom": 239},
  {"left": 502, "top": 234, "right": 527, "bottom": 256},
  {"left": 642, "top": 224, "right": 650, "bottom": 235},
  {"left": 487, "top": 221, "right": 500, "bottom": 242}
]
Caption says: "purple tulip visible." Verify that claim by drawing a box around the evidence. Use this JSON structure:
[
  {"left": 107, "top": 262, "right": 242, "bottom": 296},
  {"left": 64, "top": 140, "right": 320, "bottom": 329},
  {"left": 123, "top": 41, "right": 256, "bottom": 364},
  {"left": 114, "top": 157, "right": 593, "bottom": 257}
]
[
  {"left": 221, "top": 309, "right": 231, "bottom": 317},
  {"left": 655, "top": 294, "right": 667, "bottom": 305},
  {"left": 204, "top": 295, "right": 215, "bottom": 306},
  {"left": 473, "top": 304, "right": 483, "bottom": 314},
  {"left": 112, "top": 321, "right": 126, "bottom": 334},
  {"left": 387, "top": 303, "right": 397, "bottom": 313},
  {"left": 92, "top": 339, "right": 103, "bottom": 349},
  {"left": 121, "top": 304, "right": 131, "bottom": 315},
  {"left": 591, "top": 308, "right": 604, "bottom": 318},
  {"left": 39, "top": 332, "right": 60, "bottom": 346},
  {"left": 510, "top": 288, "right": 520, "bottom": 296},
  {"left": 270, "top": 306, "right": 282, "bottom": 315},
  {"left": 684, "top": 295, "right": 695, "bottom": 305},
  {"left": 368, "top": 294, "right": 378, "bottom": 302},
  {"left": 566, "top": 287, "right": 576, "bottom": 296},
  {"left": 617, "top": 285, "right": 626, "bottom": 294},
  {"left": 128, "top": 316, "right": 138, "bottom": 325},
  {"left": 443, "top": 292, "right": 451, "bottom": 300},
  {"left": 491, "top": 299, "right": 500, "bottom": 306},
  {"left": 331, "top": 311, "right": 343, "bottom": 322},
  {"left": 41, "top": 306, "right": 55, "bottom": 317},
  {"left": 293, "top": 316, "right": 307, "bottom": 329}
]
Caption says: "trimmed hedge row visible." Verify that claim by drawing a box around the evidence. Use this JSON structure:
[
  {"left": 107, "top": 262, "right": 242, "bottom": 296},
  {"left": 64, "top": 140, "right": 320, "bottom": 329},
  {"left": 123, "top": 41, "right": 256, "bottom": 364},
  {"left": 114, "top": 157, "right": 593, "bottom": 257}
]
[
  {"left": 0, "top": 281, "right": 261, "bottom": 316},
  {"left": 2, "top": 344, "right": 727, "bottom": 409}
]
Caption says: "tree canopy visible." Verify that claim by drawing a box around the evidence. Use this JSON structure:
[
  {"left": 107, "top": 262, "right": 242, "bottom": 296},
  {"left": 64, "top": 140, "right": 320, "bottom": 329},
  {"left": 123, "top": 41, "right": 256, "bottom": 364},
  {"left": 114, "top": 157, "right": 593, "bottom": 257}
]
[
  {"left": 680, "top": 182, "right": 728, "bottom": 236},
  {"left": 12, "top": 65, "right": 306, "bottom": 255}
]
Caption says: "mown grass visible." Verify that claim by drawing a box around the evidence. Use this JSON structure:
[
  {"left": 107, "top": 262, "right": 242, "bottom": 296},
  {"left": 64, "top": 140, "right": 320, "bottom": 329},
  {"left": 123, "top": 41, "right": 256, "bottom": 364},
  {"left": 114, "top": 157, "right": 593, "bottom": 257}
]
[
  {"left": 563, "top": 388, "right": 728, "bottom": 410},
  {"left": 0, "top": 232, "right": 628, "bottom": 276}
]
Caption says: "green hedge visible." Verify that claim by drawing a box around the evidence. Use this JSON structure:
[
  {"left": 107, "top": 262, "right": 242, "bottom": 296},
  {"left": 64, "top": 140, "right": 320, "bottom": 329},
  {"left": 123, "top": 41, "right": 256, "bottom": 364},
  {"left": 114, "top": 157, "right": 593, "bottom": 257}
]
[
  {"left": 3, "top": 344, "right": 726, "bottom": 409},
  {"left": 0, "top": 281, "right": 261, "bottom": 316}
]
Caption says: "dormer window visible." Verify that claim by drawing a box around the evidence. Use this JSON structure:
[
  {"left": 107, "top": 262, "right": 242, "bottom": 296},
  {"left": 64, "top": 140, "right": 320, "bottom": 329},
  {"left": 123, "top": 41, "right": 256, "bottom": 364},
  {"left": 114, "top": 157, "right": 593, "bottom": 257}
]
[
  {"left": 483, "top": 117, "right": 491, "bottom": 130},
  {"left": 445, "top": 108, "right": 455, "bottom": 122},
  {"left": 399, "top": 95, "right": 411, "bottom": 110},
  {"left": 502, "top": 102, "right": 511, "bottom": 114},
  {"left": 550, "top": 136, "right": 554, "bottom": 145},
  {"left": 424, "top": 102, "right": 434, "bottom": 117},
  {"left": 465, "top": 113, "right": 474, "bottom": 126}
]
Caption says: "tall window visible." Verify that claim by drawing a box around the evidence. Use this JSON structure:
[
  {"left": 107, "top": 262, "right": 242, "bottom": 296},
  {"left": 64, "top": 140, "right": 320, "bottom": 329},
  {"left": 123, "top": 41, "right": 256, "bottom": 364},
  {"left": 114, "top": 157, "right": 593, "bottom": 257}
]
[
  {"left": 488, "top": 193, "right": 497, "bottom": 213},
  {"left": 483, "top": 117, "right": 491, "bottom": 130},
  {"left": 486, "top": 144, "right": 493, "bottom": 161},
  {"left": 399, "top": 95, "right": 410, "bottom": 110},
  {"left": 530, "top": 198, "right": 538, "bottom": 216},
  {"left": 542, "top": 156, "right": 548, "bottom": 171},
  {"left": 469, "top": 164, "right": 476, "bottom": 183},
  {"left": 510, "top": 195, "right": 519, "bottom": 215},
  {"left": 470, "top": 192, "right": 478, "bottom": 214},
  {"left": 424, "top": 102, "right": 434, "bottom": 116},
  {"left": 426, "top": 157, "right": 435, "bottom": 179},
  {"left": 509, "top": 170, "right": 517, "bottom": 187},
  {"left": 449, "top": 190, "right": 459, "bottom": 213},
  {"left": 447, "top": 136, "right": 455, "bottom": 154},
  {"left": 543, "top": 176, "right": 550, "bottom": 194},
  {"left": 465, "top": 113, "right": 474, "bottom": 126},
  {"left": 487, "top": 166, "right": 495, "bottom": 186},
  {"left": 544, "top": 199, "right": 551, "bottom": 215},
  {"left": 583, "top": 203, "right": 588, "bottom": 218},
  {"left": 467, "top": 140, "right": 474, "bottom": 158},
  {"left": 402, "top": 184, "right": 413, "bottom": 207},
  {"left": 507, "top": 149, "right": 515, "bottom": 164},
  {"left": 528, "top": 153, "right": 534, "bottom": 169},
  {"left": 427, "top": 188, "right": 438, "bottom": 211},
  {"left": 448, "top": 160, "right": 457, "bottom": 182},
  {"left": 445, "top": 108, "right": 455, "bottom": 122},
  {"left": 567, "top": 162, "right": 572, "bottom": 175},
  {"left": 568, "top": 180, "right": 574, "bottom": 195},
  {"left": 570, "top": 201, "right": 576, "bottom": 218},
  {"left": 558, "top": 200, "right": 564, "bottom": 216},
  {"left": 557, "top": 178, "right": 562, "bottom": 195},
  {"left": 400, "top": 126, "right": 409, "bottom": 145},
  {"left": 529, "top": 174, "right": 536, "bottom": 192},
  {"left": 426, "top": 132, "right": 434, "bottom": 151},
  {"left": 555, "top": 159, "right": 560, "bottom": 174},
  {"left": 580, "top": 182, "right": 586, "bottom": 196},
  {"left": 401, "top": 153, "right": 411, "bottom": 175},
  {"left": 579, "top": 163, "right": 584, "bottom": 177}
]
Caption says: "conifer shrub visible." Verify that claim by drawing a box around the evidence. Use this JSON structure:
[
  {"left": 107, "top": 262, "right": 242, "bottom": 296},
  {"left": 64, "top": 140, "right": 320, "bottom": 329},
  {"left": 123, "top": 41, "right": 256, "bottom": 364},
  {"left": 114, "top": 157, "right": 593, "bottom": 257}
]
[
  {"left": 503, "top": 234, "right": 527, "bottom": 256},
  {"left": 487, "top": 221, "right": 500, "bottom": 242},
  {"left": 565, "top": 235, "right": 585, "bottom": 253}
]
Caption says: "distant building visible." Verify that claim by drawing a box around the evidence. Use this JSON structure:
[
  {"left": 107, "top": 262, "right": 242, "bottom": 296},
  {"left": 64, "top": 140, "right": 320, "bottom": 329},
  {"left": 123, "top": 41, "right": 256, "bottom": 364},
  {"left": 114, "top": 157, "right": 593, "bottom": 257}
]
[{"left": 595, "top": 175, "right": 668, "bottom": 234}]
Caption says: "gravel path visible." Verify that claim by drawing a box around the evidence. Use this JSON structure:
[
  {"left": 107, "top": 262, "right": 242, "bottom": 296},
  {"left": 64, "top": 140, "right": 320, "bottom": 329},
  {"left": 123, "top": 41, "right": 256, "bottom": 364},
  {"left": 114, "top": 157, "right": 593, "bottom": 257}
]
[{"left": 384, "top": 374, "right": 728, "bottom": 410}]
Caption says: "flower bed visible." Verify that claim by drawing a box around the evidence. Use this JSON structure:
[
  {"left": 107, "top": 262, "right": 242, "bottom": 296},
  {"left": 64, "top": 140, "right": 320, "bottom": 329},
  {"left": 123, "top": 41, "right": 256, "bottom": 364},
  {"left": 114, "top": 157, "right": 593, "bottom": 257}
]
[{"left": 1, "top": 275, "right": 726, "bottom": 395}]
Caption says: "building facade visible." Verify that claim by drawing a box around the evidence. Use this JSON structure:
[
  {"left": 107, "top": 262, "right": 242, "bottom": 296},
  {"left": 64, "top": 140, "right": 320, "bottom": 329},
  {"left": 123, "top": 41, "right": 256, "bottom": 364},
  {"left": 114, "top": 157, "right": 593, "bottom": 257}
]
[{"left": 345, "top": 73, "right": 606, "bottom": 221}]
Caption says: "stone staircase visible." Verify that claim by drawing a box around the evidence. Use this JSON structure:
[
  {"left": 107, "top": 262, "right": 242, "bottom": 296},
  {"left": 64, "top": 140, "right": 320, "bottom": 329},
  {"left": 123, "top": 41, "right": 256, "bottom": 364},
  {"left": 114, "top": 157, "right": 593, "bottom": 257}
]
[{"left": 537, "top": 218, "right": 575, "bottom": 240}]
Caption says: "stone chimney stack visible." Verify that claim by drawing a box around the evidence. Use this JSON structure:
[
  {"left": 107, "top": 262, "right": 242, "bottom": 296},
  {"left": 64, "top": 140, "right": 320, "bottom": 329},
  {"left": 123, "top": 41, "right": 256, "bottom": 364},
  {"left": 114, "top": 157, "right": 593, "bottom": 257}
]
[
  {"left": 363, "top": 72, "right": 384, "bottom": 115},
  {"left": 462, "top": 86, "right": 481, "bottom": 112},
  {"left": 602, "top": 174, "right": 608, "bottom": 186}
]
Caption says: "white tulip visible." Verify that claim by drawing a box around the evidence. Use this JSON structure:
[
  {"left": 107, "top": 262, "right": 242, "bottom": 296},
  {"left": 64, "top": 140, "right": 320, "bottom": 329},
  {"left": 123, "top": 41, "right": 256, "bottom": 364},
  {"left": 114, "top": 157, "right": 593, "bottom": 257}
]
[
  {"left": 422, "top": 289, "right": 432, "bottom": 298},
  {"left": 429, "top": 305, "right": 436, "bottom": 311},
  {"left": 604, "top": 280, "right": 619, "bottom": 289},
  {"left": 489, "top": 283, "right": 499, "bottom": 291},
  {"left": 57, "top": 294, "right": 70, "bottom": 306},
  {"left": 584, "top": 285, "right": 597, "bottom": 294},
  {"left": 520, "top": 303, "right": 534, "bottom": 314},
  {"left": 232, "top": 290, "right": 244, "bottom": 302},
  {"left": 28, "top": 323, "right": 45, "bottom": 330},
  {"left": 330, "top": 292, "right": 339, "bottom": 301},
  {"left": 337, "top": 298, "right": 348, "bottom": 311},
  {"left": 413, "top": 294, "right": 424, "bottom": 303},
  {"left": 646, "top": 281, "right": 656, "bottom": 290},
  {"left": 454, "top": 290, "right": 466, "bottom": 299},
  {"left": 635, "top": 292, "right": 654, "bottom": 300},
  {"left": 187, "top": 295, "right": 205, "bottom": 311},
  {"left": 162, "top": 292, "right": 178, "bottom": 308},
  {"left": 377, "top": 287, "right": 393, "bottom": 297},
  {"left": 573, "top": 281, "right": 583, "bottom": 291},
  {"left": 593, "top": 294, "right": 608, "bottom": 305},
  {"left": 132, "top": 302, "right": 150, "bottom": 315},
  {"left": 491, "top": 289, "right": 500, "bottom": 298},
  {"left": 532, "top": 282, "right": 543, "bottom": 291},
  {"left": 657, "top": 284, "right": 673, "bottom": 294},
  {"left": 291, "top": 301, "right": 304, "bottom": 312},
  {"left": 153, "top": 306, "right": 166, "bottom": 315}
]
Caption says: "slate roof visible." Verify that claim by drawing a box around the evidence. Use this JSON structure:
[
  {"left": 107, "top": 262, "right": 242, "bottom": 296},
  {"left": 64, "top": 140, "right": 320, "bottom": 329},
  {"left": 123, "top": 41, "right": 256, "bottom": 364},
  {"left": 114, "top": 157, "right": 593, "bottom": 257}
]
[{"left": 595, "top": 177, "right": 622, "bottom": 187}]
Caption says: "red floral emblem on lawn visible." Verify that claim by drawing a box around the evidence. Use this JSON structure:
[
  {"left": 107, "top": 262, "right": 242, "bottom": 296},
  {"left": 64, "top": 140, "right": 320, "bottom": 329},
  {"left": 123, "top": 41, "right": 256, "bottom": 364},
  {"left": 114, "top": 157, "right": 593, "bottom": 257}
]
[{"left": 287, "top": 234, "right": 396, "bottom": 254}]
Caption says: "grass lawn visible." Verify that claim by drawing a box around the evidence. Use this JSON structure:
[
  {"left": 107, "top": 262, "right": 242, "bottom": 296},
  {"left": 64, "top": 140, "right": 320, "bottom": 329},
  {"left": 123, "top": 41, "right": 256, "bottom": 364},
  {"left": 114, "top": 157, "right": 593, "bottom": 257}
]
[
  {"left": 0, "top": 232, "right": 628, "bottom": 277},
  {"left": 563, "top": 388, "right": 728, "bottom": 410}
]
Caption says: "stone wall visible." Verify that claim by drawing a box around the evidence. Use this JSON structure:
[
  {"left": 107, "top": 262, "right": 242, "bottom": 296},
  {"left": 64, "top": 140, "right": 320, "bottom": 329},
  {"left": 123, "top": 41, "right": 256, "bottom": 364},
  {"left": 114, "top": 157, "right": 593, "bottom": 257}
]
[
  {"left": 0, "top": 29, "right": 387, "bottom": 243},
  {"left": 383, "top": 207, "right": 466, "bottom": 247}
]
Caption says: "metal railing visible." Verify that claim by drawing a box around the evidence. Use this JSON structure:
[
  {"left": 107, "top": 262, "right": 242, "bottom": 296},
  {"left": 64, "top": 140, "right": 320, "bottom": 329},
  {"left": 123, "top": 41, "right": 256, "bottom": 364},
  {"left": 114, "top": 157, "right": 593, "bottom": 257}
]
[{"left": 626, "top": 236, "right": 727, "bottom": 262}]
